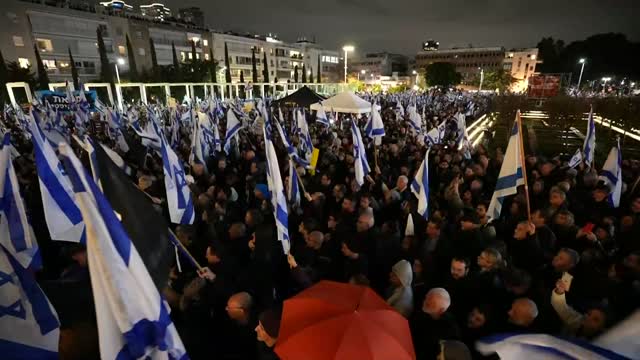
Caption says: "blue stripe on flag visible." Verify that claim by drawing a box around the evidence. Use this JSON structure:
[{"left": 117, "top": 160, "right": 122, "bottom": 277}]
[{"left": 494, "top": 168, "right": 523, "bottom": 191}]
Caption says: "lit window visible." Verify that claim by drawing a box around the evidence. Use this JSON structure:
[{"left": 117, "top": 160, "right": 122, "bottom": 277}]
[
  {"left": 204, "top": 53, "right": 210, "bottom": 60},
  {"left": 13, "top": 36, "right": 24, "bottom": 47},
  {"left": 181, "top": 52, "right": 186, "bottom": 62},
  {"left": 58, "top": 61, "right": 70, "bottom": 68},
  {"left": 203, "top": 39, "right": 208, "bottom": 46},
  {"left": 18, "top": 58, "right": 30, "bottom": 68},
  {"left": 118, "top": 46, "right": 126, "bottom": 55},
  {"left": 188, "top": 52, "right": 193, "bottom": 60},
  {"left": 42, "top": 59, "right": 57, "bottom": 69},
  {"left": 530, "top": 54, "right": 537, "bottom": 60},
  {"left": 138, "top": 48, "right": 145, "bottom": 56},
  {"left": 36, "top": 38, "right": 53, "bottom": 52}
]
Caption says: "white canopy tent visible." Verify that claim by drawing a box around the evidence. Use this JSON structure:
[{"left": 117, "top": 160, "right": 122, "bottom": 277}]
[{"left": 310, "top": 91, "right": 380, "bottom": 114}]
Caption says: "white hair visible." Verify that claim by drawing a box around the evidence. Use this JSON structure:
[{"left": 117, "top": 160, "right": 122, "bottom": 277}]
[{"left": 427, "top": 287, "right": 451, "bottom": 311}]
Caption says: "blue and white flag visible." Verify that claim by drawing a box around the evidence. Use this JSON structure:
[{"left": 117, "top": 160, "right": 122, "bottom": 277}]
[
  {"left": 287, "top": 159, "right": 301, "bottom": 208},
  {"left": 296, "top": 109, "right": 313, "bottom": 161},
  {"left": 0, "top": 133, "right": 40, "bottom": 270},
  {"left": 189, "top": 112, "right": 208, "bottom": 172},
  {"left": 395, "top": 101, "right": 405, "bottom": 119},
  {"left": 456, "top": 112, "right": 471, "bottom": 150},
  {"left": 263, "top": 119, "right": 290, "bottom": 254},
  {"left": 58, "top": 144, "right": 188, "bottom": 360},
  {"left": 411, "top": 149, "right": 430, "bottom": 219},
  {"left": 28, "top": 112, "right": 85, "bottom": 243},
  {"left": 568, "top": 149, "right": 583, "bottom": 169},
  {"left": 487, "top": 120, "right": 525, "bottom": 220},
  {"left": 599, "top": 138, "right": 622, "bottom": 208},
  {"left": 425, "top": 121, "right": 447, "bottom": 146},
  {"left": 365, "top": 104, "right": 385, "bottom": 146},
  {"left": 106, "top": 109, "right": 129, "bottom": 153},
  {"left": 0, "top": 245, "right": 59, "bottom": 358},
  {"left": 477, "top": 333, "right": 628, "bottom": 360},
  {"left": 407, "top": 105, "right": 422, "bottom": 134},
  {"left": 351, "top": 120, "right": 370, "bottom": 187},
  {"left": 224, "top": 109, "right": 242, "bottom": 155},
  {"left": 594, "top": 310, "right": 640, "bottom": 359},
  {"left": 315, "top": 106, "right": 330, "bottom": 127},
  {"left": 583, "top": 108, "right": 596, "bottom": 168},
  {"left": 155, "top": 121, "right": 195, "bottom": 225},
  {"left": 273, "top": 118, "right": 310, "bottom": 168}
]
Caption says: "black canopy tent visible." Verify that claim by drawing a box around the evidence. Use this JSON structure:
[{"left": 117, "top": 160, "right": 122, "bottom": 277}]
[{"left": 272, "top": 86, "right": 326, "bottom": 108}]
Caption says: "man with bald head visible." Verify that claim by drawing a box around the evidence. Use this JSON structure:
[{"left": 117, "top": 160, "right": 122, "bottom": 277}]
[
  {"left": 219, "top": 292, "right": 258, "bottom": 359},
  {"left": 411, "top": 288, "right": 461, "bottom": 360},
  {"left": 506, "top": 298, "right": 539, "bottom": 332}
]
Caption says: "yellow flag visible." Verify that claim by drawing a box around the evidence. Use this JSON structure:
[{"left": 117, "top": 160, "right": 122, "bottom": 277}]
[{"left": 309, "top": 148, "right": 320, "bottom": 175}]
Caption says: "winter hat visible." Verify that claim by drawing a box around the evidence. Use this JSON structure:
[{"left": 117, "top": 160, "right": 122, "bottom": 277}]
[
  {"left": 392, "top": 260, "right": 413, "bottom": 287},
  {"left": 259, "top": 308, "right": 281, "bottom": 339},
  {"left": 255, "top": 184, "right": 271, "bottom": 200}
]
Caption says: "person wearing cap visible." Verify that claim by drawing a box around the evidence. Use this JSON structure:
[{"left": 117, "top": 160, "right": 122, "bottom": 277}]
[{"left": 255, "top": 308, "right": 282, "bottom": 360}]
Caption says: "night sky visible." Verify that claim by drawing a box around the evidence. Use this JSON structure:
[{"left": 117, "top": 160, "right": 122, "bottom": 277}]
[{"left": 122, "top": 0, "right": 639, "bottom": 56}]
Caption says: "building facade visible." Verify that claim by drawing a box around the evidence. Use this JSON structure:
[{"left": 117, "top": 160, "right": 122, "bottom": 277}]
[
  {"left": 0, "top": 0, "right": 340, "bottom": 85},
  {"left": 503, "top": 48, "right": 539, "bottom": 92},
  {"left": 416, "top": 47, "right": 505, "bottom": 82},
  {"left": 177, "top": 7, "right": 204, "bottom": 27},
  {"left": 140, "top": 3, "right": 171, "bottom": 22},
  {"left": 350, "top": 52, "right": 409, "bottom": 79}
]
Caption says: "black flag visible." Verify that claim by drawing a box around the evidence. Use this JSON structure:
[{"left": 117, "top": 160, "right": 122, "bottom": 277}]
[{"left": 92, "top": 141, "right": 172, "bottom": 292}]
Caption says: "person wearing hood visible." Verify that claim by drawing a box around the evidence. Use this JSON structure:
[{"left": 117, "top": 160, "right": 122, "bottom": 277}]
[{"left": 387, "top": 259, "right": 414, "bottom": 318}]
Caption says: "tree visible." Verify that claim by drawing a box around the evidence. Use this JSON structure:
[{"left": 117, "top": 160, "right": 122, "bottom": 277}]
[
  {"left": 309, "top": 66, "right": 314, "bottom": 83},
  {"left": 239, "top": 70, "right": 245, "bottom": 83},
  {"left": 251, "top": 48, "right": 258, "bottom": 83},
  {"left": 0, "top": 50, "right": 8, "bottom": 104},
  {"left": 149, "top": 38, "right": 158, "bottom": 75},
  {"left": 424, "top": 62, "right": 461, "bottom": 88},
  {"left": 294, "top": 65, "right": 299, "bottom": 83},
  {"left": 126, "top": 34, "right": 138, "bottom": 81},
  {"left": 262, "top": 52, "right": 269, "bottom": 83},
  {"left": 301, "top": 63, "right": 307, "bottom": 83},
  {"left": 482, "top": 69, "right": 517, "bottom": 92},
  {"left": 171, "top": 41, "right": 180, "bottom": 74},
  {"left": 224, "top": 43, "right": 231, "bottom": 83},
  {"left": 97, "top": 26, "right": 114, "bottom": 91},
  {"left": 209, "top": 47, "right": 217, "bottom": 83},
  {"left": 316, "top": 55, "right": 321, "bottom": 83},
  {"left": 33, "top": 44, "right": 49, "bottom": 90},
  {"left": 68, "top": 48, "right": 79, "bottom": 89}
]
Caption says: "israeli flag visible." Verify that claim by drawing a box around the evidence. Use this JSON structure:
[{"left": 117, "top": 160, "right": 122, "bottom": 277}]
[
  {"left": 154, "top": 121, "right": 194, "bottom": 225},
  {"left": 106, "top": 109, "right": 129, "bottom": 153},
  {"left": 315, "top": 106, "right": 330, "bottom": 127},
  {"left": 263, "top": 118, "right": 291, "bottom": 254},
  {"left": 456, "top": 112, "right": 470, "bottom": 150},
  {"left": 395, "top": 101, "right": 405, "bottom": 118},
  {"left": 583, "top": 108, "right": 596, "bottom": 168},
  {"left": 207, "top": 111, "right": 222, "bottom": 153},
  {"left": 0, "top": 245, "right": 59, "bottom": 358},
  {"left": 273, "top": 117, "right": 310, "bottom": 168},
  {"left": 477, "top": 333, "right": 628, "bottom": 360},
  {"left": 296, "top": 109, "right": 313, "bottom": 161},
  {"left": 28, "top": 112, "right": 85, "bottom": 243},
  {"left": 594, "top": 310, "right": 640, "bottom": 359},
  {"left": 287, "top": 159, "right": 301, "bottom": 208},
  {"left": 410, "top": 149, "right": 430, "bottom": 219},
  {"left": 487, "top": 120, "right": 525, "bottom": 220},
  {"left": 568, "top": 149, "right": 583, "bottom": 169},
  {"left": 365, "top": 104, "right": 385, "bottom": 146},
  {"left": 0, "top": 133, "right": 40, "bottom": 270},
  {"left": 425, "top": 121, "right": 447, "bottom": 146},
  {"left": 224, "top": 109, "right": 242, "bottom": 155},
  {"left": 57, "top": 144, "right": 188, "bottom": 360},
  {"left": 407, "top": 105, "right": 422, "bottom": 134},
  {"left": 351, "top": 120, "right": 370, "bottom": 187},
  {"left": 599, "top": 138, "right": 622, "bottom": 208},
  {"left": 189, "top": 112, "right": 208, "bottom": 172}
]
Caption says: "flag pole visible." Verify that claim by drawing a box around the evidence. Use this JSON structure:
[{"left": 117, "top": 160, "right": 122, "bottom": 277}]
[{"left": 516, "top": 110, "right": 531, "bottom": 221}]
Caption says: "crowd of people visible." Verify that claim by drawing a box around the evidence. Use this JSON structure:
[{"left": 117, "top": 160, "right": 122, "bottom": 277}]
[{"left": 4, "top": 88, "right": 640, "bottom": 360}]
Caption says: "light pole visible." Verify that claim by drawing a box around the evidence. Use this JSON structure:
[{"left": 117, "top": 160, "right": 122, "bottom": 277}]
[
  {"left": 342, "top": 45, "right": 354, "bottom": 83},
  {"left": 412, "top": 70, "right": 418, "bottom": 86},
  {"left": 478, "top": 67, "right": 484, "bottom": 92},
  {"left": 602, "top": 77, "right": 611, "bottom": 95},
  {"left": 577, "top": 58, "right": 586, "bottom": 89},
  {"left": 115, "top": 57, "right": 125, "bottom": 84}
]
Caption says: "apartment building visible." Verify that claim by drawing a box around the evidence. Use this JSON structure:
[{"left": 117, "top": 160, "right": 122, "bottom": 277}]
[
  {"left": 416, "top": 46, "right": 505, "bottom": 82},
  {"left": 0, "top": 0, "right": 341, "bottom": 85}
]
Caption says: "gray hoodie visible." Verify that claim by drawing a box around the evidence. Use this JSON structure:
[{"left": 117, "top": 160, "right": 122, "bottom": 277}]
[{"left": 387, "top": 260, "right": 414, "bottom": 318}]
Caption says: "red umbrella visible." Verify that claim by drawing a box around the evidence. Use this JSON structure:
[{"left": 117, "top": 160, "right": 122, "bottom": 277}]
[{"left": 275, "top": 281, "right": 415, "bottom": 360}]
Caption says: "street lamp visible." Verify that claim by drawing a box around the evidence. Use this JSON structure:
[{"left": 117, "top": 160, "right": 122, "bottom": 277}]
[
  {"left": 602, "top": 77, "right": 611, "bottom": 94},
  {"left": 577, "top": 58, "right": 586, "bottom": 89},
  {"left": 478, "top": 67, "right": 484, "bottom": 92},
  {"left": 342, "top": 45, "right": 354, "bottom": 83},
  {"left": 412, "top": 70, "right": 419, "bottom": 85}
]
